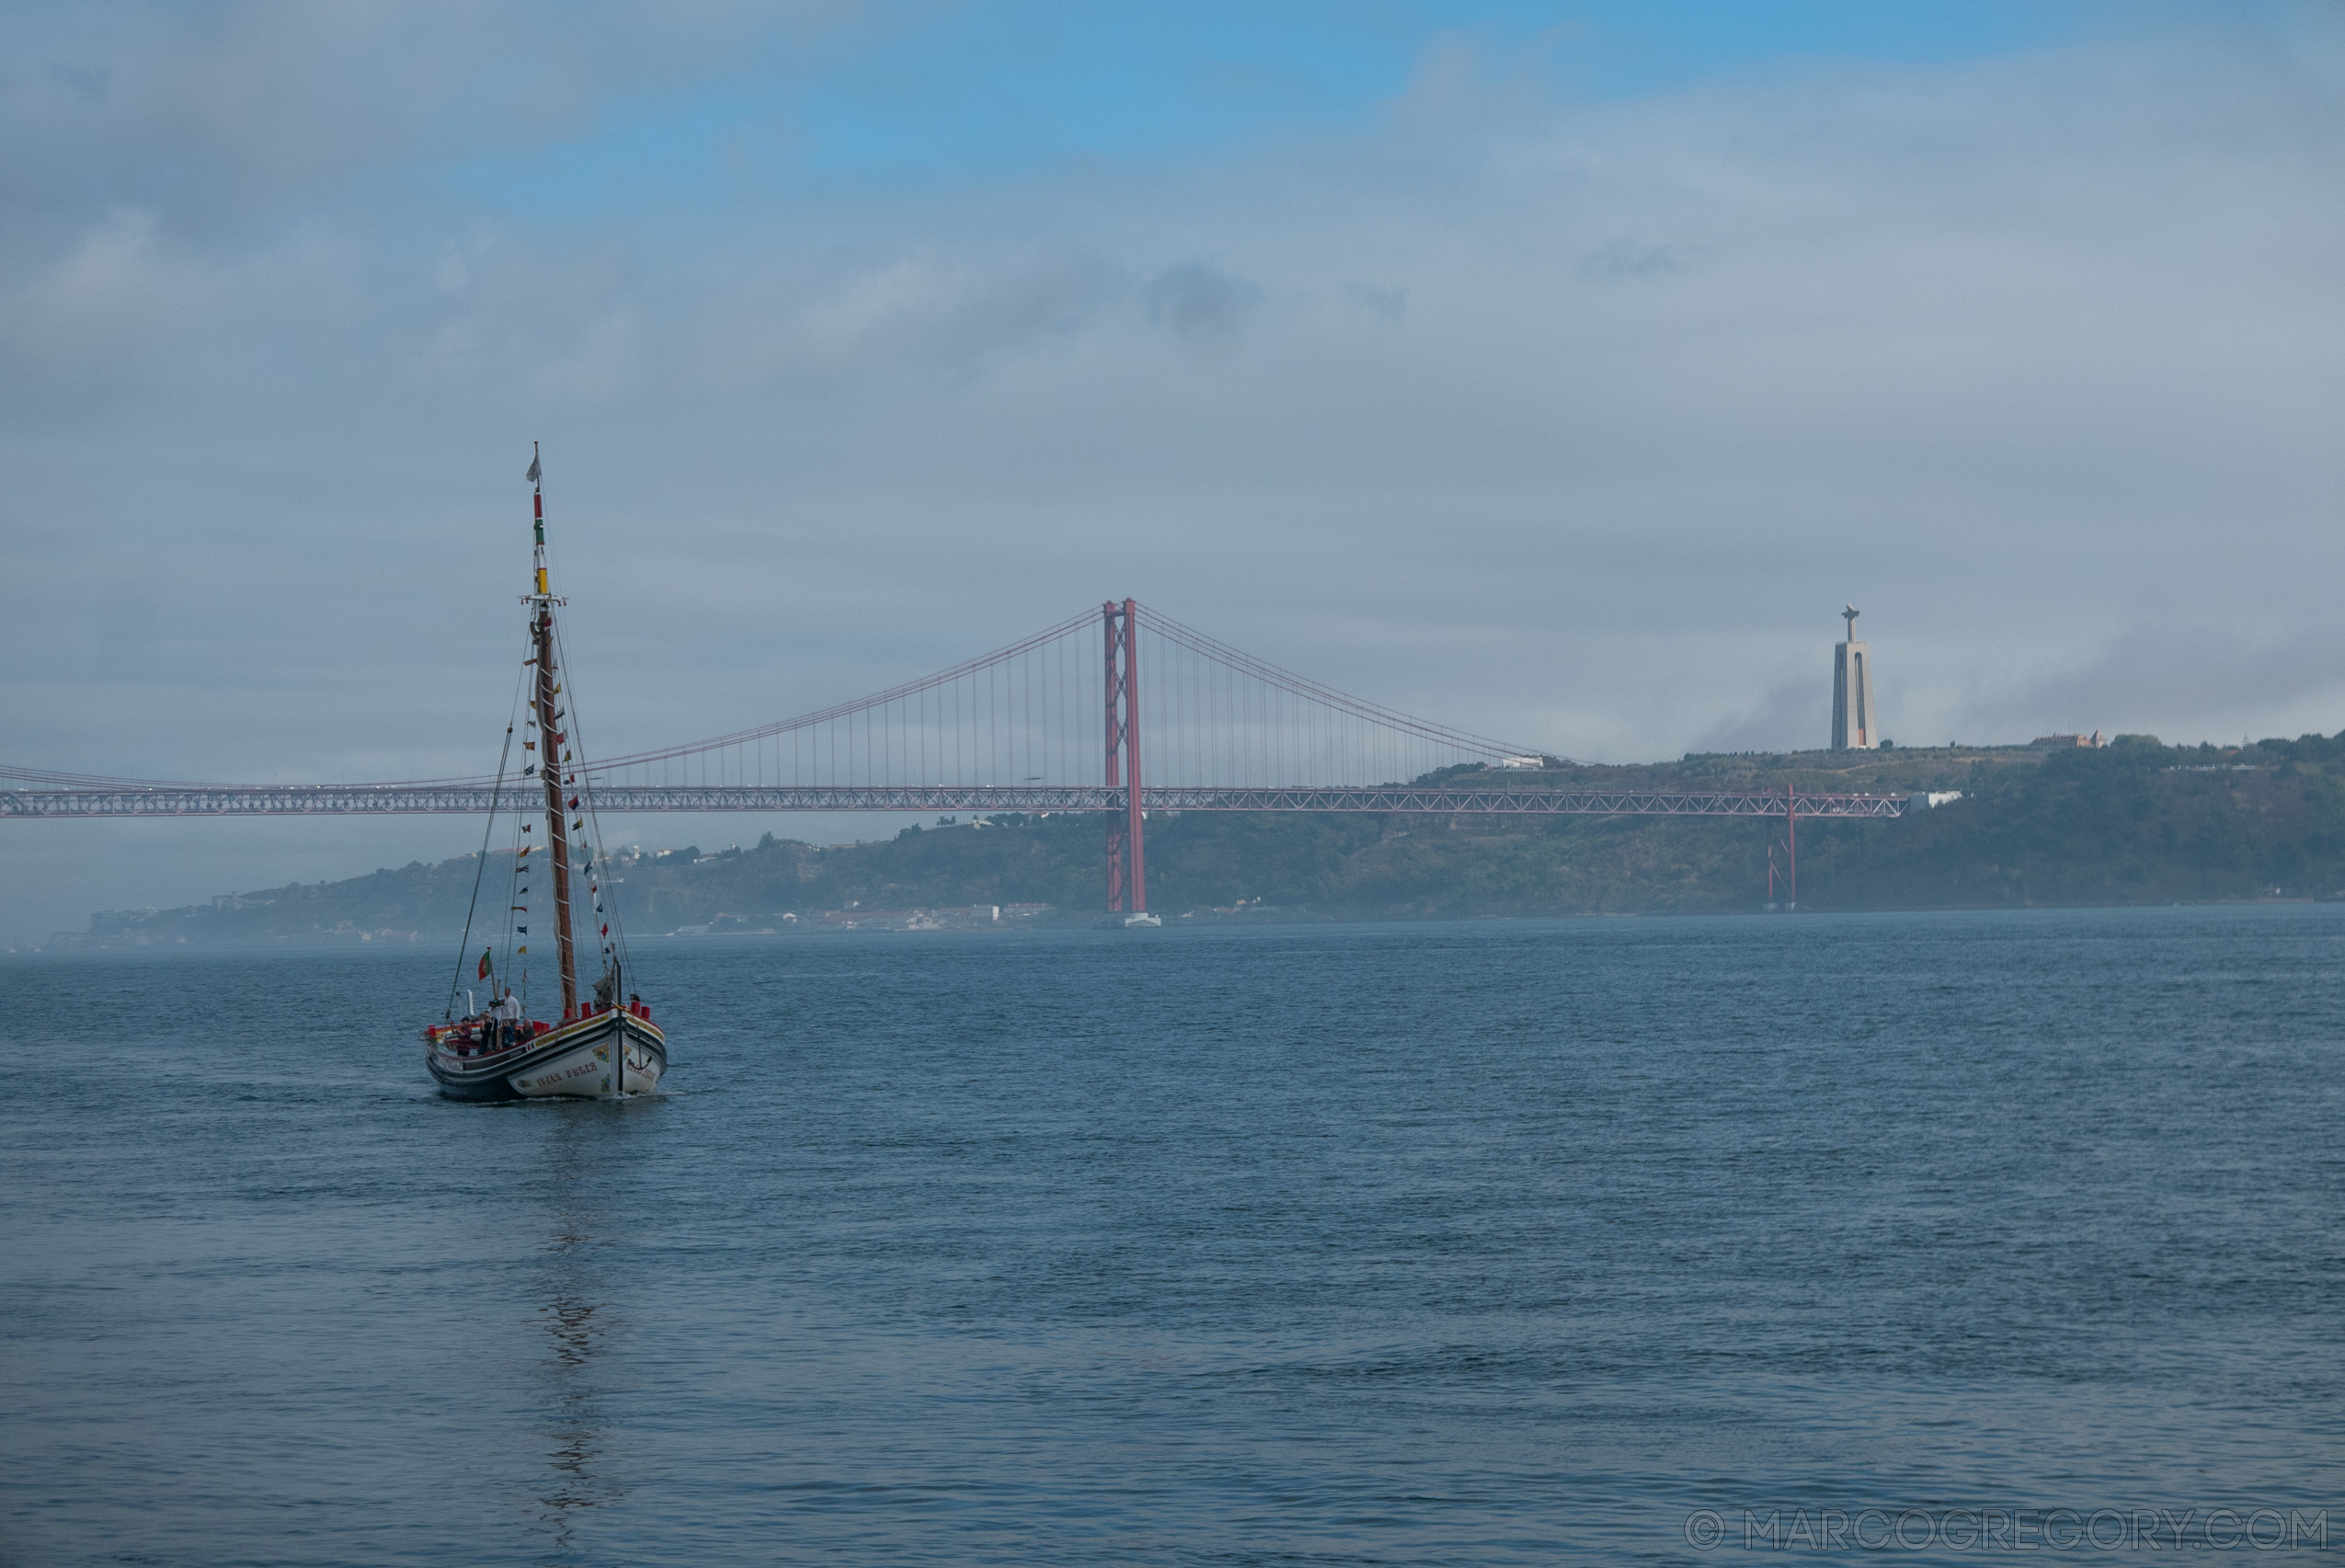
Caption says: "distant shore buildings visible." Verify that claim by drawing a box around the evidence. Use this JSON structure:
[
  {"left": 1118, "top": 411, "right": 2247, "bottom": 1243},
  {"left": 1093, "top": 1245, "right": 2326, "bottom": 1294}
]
[{"left": 1831, "top": 605, "right": 1877, "bottom": 750}]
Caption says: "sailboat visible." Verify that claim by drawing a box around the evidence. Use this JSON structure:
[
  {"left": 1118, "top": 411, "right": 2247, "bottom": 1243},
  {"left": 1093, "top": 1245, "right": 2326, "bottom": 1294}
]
[{"left": 424, "top": 448, "right": 669, "bottom": 1101}]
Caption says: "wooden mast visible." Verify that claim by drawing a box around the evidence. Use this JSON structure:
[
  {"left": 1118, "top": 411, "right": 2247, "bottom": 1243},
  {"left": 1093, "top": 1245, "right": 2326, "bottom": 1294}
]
[{"left": 528, "top": 445, "right": 579, "bottom": 1018}]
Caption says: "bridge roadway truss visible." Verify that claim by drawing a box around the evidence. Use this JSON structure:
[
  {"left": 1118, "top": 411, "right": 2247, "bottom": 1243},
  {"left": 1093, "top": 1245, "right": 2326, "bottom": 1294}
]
[{"left": 0, "top": 783, "right": 1910, "bottom": 819}]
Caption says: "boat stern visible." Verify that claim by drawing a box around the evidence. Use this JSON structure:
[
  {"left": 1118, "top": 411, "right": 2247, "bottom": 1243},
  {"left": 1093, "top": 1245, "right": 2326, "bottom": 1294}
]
[{"left": 506, "top": 1010, "right": 667, "bottom": 1099}]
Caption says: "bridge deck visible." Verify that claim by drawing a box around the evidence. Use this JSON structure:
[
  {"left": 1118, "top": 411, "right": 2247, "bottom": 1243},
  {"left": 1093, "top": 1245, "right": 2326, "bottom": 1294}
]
[{"left": 1, "top": 784, "right": 1907, "bottom": 818}]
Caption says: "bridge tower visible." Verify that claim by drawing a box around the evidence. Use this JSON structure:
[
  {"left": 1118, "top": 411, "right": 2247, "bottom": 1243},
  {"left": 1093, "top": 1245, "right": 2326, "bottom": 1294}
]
[{"left": 1103, "top": 599, "right": 1146, "bottom": 913}]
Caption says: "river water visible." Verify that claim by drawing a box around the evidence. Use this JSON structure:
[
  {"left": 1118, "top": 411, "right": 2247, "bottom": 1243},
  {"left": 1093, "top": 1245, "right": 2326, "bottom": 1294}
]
[{"left": 3, "top": 907, "right": 2339, "bottom": 1565}]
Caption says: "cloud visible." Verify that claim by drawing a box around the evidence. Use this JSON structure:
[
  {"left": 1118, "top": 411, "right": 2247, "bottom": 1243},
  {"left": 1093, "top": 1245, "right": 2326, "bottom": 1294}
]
[
  {"left": 47, "top": 61, "right": 109, "bottom": 101},
  {"left": 0, "top": 4, "right": 851, "bottom": 242},
  {"left": 1142, "top": 261, "right": 1259, "bottom": 343},
  {"left": 1945, "top": 624, "right": 2345, "bottom": 747},
  {"left": 6, "top": 207, "right": 166, "bottom": 362},
  {"left": 1578, "top": 236, "right": 1701, "bottom": 279},
  {"left": 1697, "top": 677, "right": 1828, "bottom": 756}
]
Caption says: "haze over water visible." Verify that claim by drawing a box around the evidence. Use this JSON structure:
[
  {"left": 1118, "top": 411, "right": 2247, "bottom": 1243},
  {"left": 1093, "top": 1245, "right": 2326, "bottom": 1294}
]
[{"left": 4, "top": 907, "right": 2339, "bottom": 1564}]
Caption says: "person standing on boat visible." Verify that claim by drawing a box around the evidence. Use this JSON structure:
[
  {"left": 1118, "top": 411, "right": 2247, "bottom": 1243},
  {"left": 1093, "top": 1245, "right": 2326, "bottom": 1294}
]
[{"left": 491, "top": 988, "right": 521, "bottom": 1047}]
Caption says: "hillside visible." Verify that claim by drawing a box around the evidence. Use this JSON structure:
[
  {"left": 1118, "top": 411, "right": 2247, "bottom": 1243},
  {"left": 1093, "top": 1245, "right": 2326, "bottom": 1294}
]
[{"left": 47, "top": 733, "right": 2345, "bottom": 949}]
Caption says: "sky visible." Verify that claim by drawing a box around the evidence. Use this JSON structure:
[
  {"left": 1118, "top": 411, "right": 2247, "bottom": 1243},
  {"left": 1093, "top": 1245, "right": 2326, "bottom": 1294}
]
[{"left": 4, "top": 0, "right": 2343, "bottom": 943}]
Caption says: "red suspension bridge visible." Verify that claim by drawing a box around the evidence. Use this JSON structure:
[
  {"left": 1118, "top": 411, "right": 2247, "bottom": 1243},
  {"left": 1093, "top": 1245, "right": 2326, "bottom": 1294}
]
[{"left": 1, "top": 599, "right": 1904, "bottom": 910}]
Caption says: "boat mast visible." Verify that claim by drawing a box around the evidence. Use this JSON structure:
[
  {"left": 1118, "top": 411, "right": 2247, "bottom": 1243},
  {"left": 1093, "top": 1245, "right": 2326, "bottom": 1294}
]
[{"left": 528, "top": 444, "right": 579, "bottom": 1018}]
